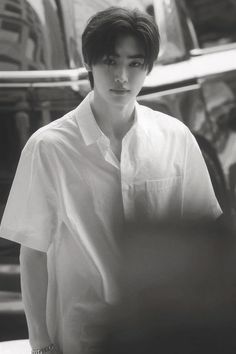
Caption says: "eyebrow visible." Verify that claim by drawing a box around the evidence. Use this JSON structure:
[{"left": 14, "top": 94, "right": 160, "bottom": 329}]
[{"left": 109, "top": 53, "right": 145, "bottom": 59}]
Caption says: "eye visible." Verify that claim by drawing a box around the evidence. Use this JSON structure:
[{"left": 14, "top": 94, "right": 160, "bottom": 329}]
[
  {"left": 129, "top": 61, "right": 144, "bottom": 68},
  {"left": 102, "top": 57, "right": 116, "bottom": 66}
]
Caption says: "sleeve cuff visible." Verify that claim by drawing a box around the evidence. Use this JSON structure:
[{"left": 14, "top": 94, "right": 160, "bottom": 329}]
[{"left": 0, "top": 226, "right": 50, "bottom": 253}]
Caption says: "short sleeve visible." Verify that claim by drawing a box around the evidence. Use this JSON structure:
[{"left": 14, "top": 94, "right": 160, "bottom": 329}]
[
  {"left": 182, "top": 130, "right": 222, "bottom": 220},
  {"left": 0, "top": 136, "right": 57, "bottom": 252}
]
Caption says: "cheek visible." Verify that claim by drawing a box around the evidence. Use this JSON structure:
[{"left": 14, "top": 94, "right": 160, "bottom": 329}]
[
  {"left": 94, "top": 69, "right": 112, "bottom": 85},
  {"left": 130, "top": 71, "right": 147, "bottom": 88}
]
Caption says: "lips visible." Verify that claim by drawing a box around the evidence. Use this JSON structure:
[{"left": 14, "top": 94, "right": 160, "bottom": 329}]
[{"left": 110, "top": 88, "right": 130, "bottom": 94}]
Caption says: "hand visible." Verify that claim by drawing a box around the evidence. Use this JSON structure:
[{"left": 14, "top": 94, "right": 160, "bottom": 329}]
[
  {"left": 31, "top": 343, "right": 61, "bottom": 354},
  {"left": 51, "top": 346, "right": 61, "bottom": 354}
]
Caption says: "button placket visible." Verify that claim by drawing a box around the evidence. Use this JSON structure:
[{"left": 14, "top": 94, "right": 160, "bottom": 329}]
[
  {"left": 120, "top": 138, "right": 135, "bottom": 221},
  {"left": 97, "top": 136, "right": 120, "bottom": 169}
]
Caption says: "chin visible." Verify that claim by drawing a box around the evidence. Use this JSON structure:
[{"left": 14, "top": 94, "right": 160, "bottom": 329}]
[
  {"left": 110, "top": 92, "right": 136, "bottom": 105},
  {"left": 111, "top": 97, "right": 133, "bottom": 107}
]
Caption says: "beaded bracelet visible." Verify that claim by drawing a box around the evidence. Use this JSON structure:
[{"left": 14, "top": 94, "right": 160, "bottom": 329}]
[{"left": 31, "top": 343, "right": 55, "bottom": 354}]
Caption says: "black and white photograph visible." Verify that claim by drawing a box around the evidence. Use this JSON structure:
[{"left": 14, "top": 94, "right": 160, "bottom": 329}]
[{"left": 0, "top": 0, "right": 236, "bottom": 353}]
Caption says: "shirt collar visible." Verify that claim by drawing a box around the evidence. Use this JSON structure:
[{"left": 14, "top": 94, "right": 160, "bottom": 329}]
[
  {"left": 134, "top": 100, "right": 150, "bottom": 137},
  {"left": 75, "top": 91, "right": 145, "bottom": 146},
  {"left": 75, "top": 91, "right": 105, "bottom": 146}
]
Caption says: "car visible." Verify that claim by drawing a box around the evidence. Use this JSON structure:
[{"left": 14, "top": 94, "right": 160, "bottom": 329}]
[{"left": 0, "top": 0, "right": 236, "bottom": 340}]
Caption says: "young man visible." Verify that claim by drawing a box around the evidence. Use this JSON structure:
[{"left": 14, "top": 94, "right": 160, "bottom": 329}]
[{"left": 0, "top": 6, "right": 222, "bottom": 354}]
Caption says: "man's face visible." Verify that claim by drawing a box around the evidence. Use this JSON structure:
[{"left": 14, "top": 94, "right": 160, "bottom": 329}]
[{"left": 90, "top": 35, "right": 148, "bottom": 107}]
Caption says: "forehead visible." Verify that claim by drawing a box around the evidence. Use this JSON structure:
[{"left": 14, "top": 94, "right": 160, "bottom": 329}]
[{"left": 111, "top": 35, "right": 145, "bottom": 58}]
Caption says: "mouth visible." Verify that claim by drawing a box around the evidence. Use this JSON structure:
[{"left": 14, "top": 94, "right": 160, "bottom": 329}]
[{"left": 110, "top": 89, "right": 130, "bottom": 94}]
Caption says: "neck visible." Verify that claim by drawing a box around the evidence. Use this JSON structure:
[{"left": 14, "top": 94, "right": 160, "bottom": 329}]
[{"left": 90, "top": 91, "right": 135, "bottom": 141}]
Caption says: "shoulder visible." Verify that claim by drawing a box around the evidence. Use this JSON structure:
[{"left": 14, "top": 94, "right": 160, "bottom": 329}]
[
  {"left": 22, "top": 107, "right": 79, "bottom": 157},
  {"left": 137, "top": 103, "right": 190, "bottom": 139}
]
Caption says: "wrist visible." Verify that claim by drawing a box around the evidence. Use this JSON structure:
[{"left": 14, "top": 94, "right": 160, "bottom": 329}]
[
  {"left": 31, "top": 343, "right": 55, "bottom": 354},
  {"left": 29, "top": 327, "right": 51, "bottom": 349}
]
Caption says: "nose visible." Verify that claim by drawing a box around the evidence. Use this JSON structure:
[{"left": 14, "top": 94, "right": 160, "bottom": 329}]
[{"left": 114, "top": 66, "right": 128, "bottom": 84}]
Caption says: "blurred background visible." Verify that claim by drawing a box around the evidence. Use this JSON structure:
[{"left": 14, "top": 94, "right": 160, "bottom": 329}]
[{"left": 0, "top": 0, "right": 236, "bottom": 344}]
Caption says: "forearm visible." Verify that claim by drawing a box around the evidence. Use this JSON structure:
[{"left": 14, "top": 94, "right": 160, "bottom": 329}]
[{"left": 20, "top": 246, "right": 51, "bottom": 348}]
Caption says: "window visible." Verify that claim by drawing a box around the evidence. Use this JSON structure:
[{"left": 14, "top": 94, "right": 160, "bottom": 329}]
[
  {"left": 185, "top": 0, "right": 236, "bottom": 49},
  {"left": 5, "top": 3, "right": 22, "bottom": 15},
  {"left": 0, "top": 55, "right": 19, "bottom": 70},
  {"left": 0, "top": 20, "right": 21, "bottom": 42},
  {"left": 0, "top": 0, "right": 68, "bottom": 71},
  {"left": 26, "top": 33, "right": 36, "bottom": 60}
]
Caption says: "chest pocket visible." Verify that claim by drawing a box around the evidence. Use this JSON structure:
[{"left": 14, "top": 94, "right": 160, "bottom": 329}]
[{"left": 145, "top": 177, "right": 183, "bottom": 220}]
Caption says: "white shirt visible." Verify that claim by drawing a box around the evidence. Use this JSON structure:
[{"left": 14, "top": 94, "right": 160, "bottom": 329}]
[{"left": 0, "top": 92, "right": 222, "bottom": 353}]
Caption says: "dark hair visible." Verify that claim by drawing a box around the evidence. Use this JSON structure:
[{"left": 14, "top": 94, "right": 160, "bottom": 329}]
[{"left": 82, "top": 6, "right": 160, "bottom": 86}]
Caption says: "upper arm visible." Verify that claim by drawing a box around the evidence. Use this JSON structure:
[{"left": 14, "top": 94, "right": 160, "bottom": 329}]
[
  {"left": 0, "top": 138, "right": 57, "bottom": 252},
  {"left": 20, "top": 245, "right": 47, "bottom": 267}
]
